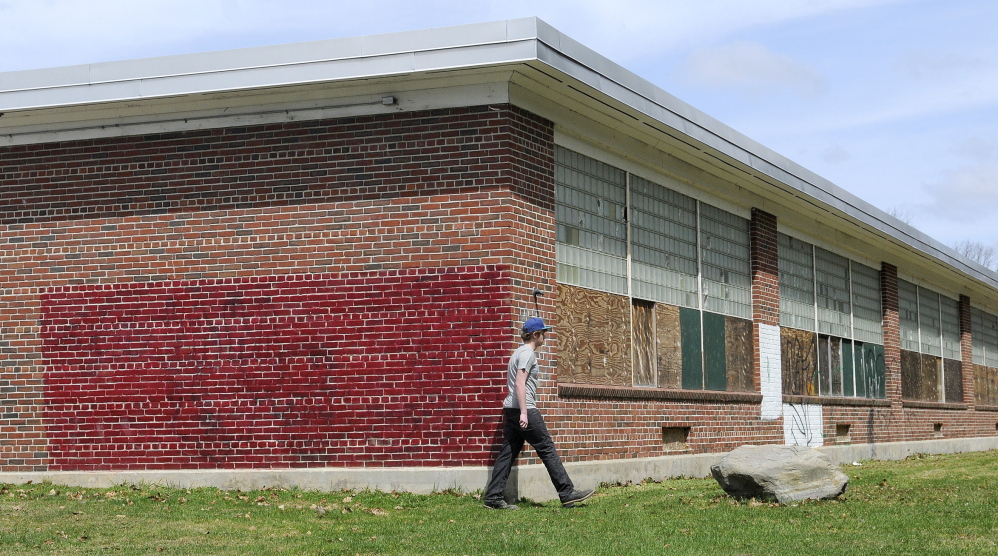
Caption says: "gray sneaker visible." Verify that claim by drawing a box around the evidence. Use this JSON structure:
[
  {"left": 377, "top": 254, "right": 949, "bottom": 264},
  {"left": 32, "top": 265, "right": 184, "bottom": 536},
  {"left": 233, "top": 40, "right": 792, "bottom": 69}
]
[
  {"left": 561, "top": 489, "right": 594, "bottom": 508},
  {"left": 484, "top": 500, "right": 519, "bottom": 510}
]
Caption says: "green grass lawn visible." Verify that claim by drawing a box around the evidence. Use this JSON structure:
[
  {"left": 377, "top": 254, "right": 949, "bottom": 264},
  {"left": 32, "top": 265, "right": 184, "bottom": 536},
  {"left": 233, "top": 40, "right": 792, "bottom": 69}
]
[{"left": 2, "top": 450, "right": 997, "bottom": 555}]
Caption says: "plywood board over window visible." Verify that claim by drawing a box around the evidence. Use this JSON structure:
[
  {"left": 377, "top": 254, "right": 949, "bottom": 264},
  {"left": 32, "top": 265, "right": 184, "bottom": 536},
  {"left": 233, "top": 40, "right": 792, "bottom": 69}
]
[
  {"left": 725, "top": 316, "right": 754, "bottom": 392},
  {"left": 974, "top": 364, "right": 998, "bottom": 406},
  {"left": 556, "top": 283, "right": 631, "bottom": 386},
  {"left": 655, "top": 303, "right": 683, "bottom": 389},
  {"left": 944, "top": 359, "right": 964, "bottom": 403},
  {"left": 901, "top": 350, "right": 923, "bottom": 400},
  {"left": 781, "top": 328, "right": 817, "bottom": 396},
  {"left": 631, "top": 299, "right": 656, "bottom": 387}
]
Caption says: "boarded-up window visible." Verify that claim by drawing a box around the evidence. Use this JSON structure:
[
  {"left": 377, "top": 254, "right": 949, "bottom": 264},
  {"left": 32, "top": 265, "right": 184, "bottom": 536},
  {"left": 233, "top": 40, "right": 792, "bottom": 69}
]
[
  {"left": 555, "top": 147, "right": 628, "bottom": 294},
  {"left": 898, "top": 279, "right": 962, "bottom": 402},
  {"left": 778, "top": 233, "right": 884, "bottom": 398},
  {"left": 554, "top": 146, "right": 754, "bottom": 393},
  {"left": 631, "top": 299, "right": 656, "bottom": 387},
  {"left": 555, "top": 284, "right": 631, "bottom": 387}
]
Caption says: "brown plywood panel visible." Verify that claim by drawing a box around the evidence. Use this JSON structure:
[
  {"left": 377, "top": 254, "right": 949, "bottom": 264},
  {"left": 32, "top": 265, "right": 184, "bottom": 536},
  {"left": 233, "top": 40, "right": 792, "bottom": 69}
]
[
  {"left": 982, "top": 364, "right": 998, "bottom": 406},
  {"left": 974, "top": 364, "right": 987, "bottom": 406},
  {"left": 921, "top": 353, "right": 941, "bottom": 402},
  {"left": 781, "top": 327, "right": 817, "bottom": 396},
  {"left": 725, "top": 316, "right": 754, "bottom": 392},
  {"left": 943, "top": 358, "right": 964, "bottom": 403},
  {"left": 556, "top": 284, "right": 631, "bottom": 386},
  {"left": 656, "top": 303, "right": 682, "bottom": 389},
  {"left": 900, "top": 349, "right": 922, "bottom": 400},
  {"left": 632, "top": 299, "right": 656, "bottom": 387}
]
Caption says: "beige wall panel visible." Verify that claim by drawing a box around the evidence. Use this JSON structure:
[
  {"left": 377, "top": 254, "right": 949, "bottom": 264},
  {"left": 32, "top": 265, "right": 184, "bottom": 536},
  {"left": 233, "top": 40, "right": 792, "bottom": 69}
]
[{"left": 556, "top": 284, "right": 631, "bottom": 386}]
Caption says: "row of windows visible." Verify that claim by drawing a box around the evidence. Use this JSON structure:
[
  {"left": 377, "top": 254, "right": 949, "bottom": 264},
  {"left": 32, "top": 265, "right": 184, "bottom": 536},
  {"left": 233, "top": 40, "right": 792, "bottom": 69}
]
[
  {"left": 777, "top": 233, "right": 883, "bottom": 344},
  {"left": 553, "top": 145, "right": 998, "bottom": 401},
  {"left": 898, "top": 280, "right": 961, "bottom": 360},
  {"left": 555, "top": 146, "right": 751, "bottom": 320}
]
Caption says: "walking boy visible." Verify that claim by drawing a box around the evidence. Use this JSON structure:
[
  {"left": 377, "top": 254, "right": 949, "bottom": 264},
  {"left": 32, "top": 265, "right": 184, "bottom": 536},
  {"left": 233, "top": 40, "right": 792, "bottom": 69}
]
[{"left": 483, "top": 317, "right": 594, "bottom": 510}]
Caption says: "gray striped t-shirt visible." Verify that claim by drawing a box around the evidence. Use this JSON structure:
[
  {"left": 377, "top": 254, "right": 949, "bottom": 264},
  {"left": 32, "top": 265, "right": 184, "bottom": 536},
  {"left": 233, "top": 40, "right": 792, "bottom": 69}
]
[{"left": 502, "top": 344, "right": 539, "bottom": 409}]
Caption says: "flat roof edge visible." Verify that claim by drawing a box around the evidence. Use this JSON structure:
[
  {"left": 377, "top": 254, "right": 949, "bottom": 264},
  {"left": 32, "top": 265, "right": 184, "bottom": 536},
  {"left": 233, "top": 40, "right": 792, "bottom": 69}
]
[{"left": 2, "top": 17, "right": 995, "bottom": 290}]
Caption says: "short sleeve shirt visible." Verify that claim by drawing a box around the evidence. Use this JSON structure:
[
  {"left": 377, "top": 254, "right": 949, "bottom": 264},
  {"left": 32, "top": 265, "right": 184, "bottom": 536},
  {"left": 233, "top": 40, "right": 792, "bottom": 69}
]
[{"left": 502, "top": 344, "right": 539, "bottom": 409}]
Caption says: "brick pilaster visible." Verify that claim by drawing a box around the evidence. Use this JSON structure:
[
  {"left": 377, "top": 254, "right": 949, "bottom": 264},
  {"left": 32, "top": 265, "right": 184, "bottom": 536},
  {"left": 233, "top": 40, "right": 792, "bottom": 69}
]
[
  {"left": 750, "top": 208, "right": 779, "bottom": 394},
  {"left": 959, "top": 294, "right": 976, "bottom": 407},
  {"left": 880, "top": 263, "right": 902, "bottom": 405}
]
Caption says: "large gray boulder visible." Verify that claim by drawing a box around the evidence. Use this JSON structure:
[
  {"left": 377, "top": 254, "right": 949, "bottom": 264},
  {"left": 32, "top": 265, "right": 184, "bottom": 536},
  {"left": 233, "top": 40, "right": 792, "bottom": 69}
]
[{"left": 710, "top": 445, "right": 848, "bottom": 503}]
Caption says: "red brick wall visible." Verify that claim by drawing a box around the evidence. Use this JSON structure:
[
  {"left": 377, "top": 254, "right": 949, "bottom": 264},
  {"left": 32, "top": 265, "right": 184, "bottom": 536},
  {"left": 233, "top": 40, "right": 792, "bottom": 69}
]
[
  {"left": 40, "top": 268, "right": 508, "bottom": 470},
  {"left": 0, "top": 104, "right": 552, "bottom": 471}
]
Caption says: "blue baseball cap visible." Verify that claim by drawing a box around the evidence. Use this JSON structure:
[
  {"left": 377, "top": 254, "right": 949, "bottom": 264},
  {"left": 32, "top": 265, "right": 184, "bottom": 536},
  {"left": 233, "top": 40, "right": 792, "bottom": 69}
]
[{"left": 523, "top": 317, "right": 553, "bottom": 334}]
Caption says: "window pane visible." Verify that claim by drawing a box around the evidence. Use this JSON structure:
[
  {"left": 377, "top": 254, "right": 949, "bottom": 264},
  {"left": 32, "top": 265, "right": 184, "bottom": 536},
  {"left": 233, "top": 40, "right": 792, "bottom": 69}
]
[
  {"left": 985, "top": 311, "right": 998, "bottom": 368},
  {"left": 778, "top": 233, "right": 815, "bottom": 331},
  {"left": 898, "top": 279, "right": 920, "bottom": 352},
  {"left": 555, "top": 146, "right": 628, "bottom": 294},
  {"left": 972, "top": 307, "right": 985, "bottom": 365},
  {"left": 940, "top": 295, "right": 960, "bottom": 360},
  {"left": 630, "top": 174, "right": 699, "bottom": 308},
  {"left": 918, "top": 287, "right": 941, "bottom": 356},
  {"left": 851, "top": 262, "right": 882, "bottom": 344},
  {"left": 699, "top": 203, "right": 751, "bottom": 319},
  {"left": 815, "top": 247, "right": 851, "bottom": 338}
]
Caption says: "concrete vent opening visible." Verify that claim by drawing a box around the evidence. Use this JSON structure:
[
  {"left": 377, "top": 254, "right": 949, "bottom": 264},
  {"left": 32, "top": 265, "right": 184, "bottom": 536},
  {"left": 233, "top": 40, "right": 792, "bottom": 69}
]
[
  {"left": 836, "top": 424, "right": 851, "bottom": 443},
  {"left": 662, "top": 426, "right": 690, "bottom": 451},
  {"left": 933, "top": 423, "right": 943, "bottom": 437}
]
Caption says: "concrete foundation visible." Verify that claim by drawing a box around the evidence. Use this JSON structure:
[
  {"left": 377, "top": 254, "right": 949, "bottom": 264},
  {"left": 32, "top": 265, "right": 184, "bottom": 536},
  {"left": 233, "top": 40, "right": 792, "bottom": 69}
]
[{"left": 3, "top": 437, "right": 996, "bottom": 502}]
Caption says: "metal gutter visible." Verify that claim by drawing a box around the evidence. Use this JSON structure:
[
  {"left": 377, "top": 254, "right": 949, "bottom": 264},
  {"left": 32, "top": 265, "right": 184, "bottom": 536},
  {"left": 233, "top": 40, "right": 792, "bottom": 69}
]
[{"left": 1, "top": 17, "right": 995, "bottom": 290}]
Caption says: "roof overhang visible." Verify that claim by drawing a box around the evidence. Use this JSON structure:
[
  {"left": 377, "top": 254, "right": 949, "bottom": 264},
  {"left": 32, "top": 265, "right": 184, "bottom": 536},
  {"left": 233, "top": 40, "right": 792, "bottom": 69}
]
[{"left": 2, "top": 17, "right": 996, "bottom": 297}]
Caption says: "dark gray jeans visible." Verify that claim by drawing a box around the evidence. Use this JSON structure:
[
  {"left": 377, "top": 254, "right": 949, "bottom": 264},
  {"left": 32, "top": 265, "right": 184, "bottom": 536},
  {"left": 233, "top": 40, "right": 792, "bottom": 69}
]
[{"left": 484, "top": 408, "right": 575, "bottom": 503}]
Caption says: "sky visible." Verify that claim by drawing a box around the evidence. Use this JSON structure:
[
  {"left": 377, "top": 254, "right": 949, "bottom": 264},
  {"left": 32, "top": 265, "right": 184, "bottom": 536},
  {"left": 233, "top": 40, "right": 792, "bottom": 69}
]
[{"left": 1, "top": 0, "right": 996, "bottom": 257}]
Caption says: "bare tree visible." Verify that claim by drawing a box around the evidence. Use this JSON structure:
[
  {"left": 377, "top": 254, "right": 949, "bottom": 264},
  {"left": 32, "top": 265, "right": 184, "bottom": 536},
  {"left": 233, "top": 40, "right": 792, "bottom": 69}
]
[
  {"left": 954, "top": 240, "right": 998, "bottom": 271},
  {"left": 886, "top": 206, "right": 913, "bottom": 226}
]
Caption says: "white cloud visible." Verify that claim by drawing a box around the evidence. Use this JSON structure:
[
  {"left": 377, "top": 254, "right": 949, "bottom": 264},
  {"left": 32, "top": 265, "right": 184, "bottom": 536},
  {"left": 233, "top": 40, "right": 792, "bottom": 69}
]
[
  {"left": 681, "top": 41, "right": 824, "bottom": 96},
  {"left": 921, "top": 163, "right": 998, "bottom": 223}
]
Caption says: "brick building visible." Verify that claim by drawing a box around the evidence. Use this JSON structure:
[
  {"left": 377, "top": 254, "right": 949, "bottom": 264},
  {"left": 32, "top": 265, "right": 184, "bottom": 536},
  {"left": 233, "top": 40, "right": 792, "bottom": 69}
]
[{"left": 2, "top": 19, "right": 997, "bottom": 497}]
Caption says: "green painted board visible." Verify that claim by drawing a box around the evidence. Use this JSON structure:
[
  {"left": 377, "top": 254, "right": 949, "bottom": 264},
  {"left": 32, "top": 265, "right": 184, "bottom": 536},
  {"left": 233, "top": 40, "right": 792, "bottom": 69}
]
[
  {"left": 843, "top": 340, "right": 854, "bottom": 397},
  {"left": 853, "top": 341, "right": 867, "bottom": 398},
  {"left": 872, "top": 344, "right": 886, "bottom": 398},
  {"left": 680, "top": 307, "right": 703, "bottom": 390},
  {"left": 702, "top": 311, "right": 727, "bottom": 391}
]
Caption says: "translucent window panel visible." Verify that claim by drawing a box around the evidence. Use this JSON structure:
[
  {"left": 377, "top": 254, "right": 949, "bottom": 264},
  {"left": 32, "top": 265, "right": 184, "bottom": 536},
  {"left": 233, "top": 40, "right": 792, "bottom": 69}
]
[
  {"left": 556, "top": 244, "right": 628, "bottom": 295},
  {"left": 630, "top": 174, "right": 699, "bottom": 308},
  {"left": 984, "top": 311, "right": 998, "bottom": 368},
  {"left": 699, "top": 203, "right": 751, "bottom": 319},
  {"left": 778, "top": 233, "right": 815, "bottom": 331},
  {"left": 851, "top": 262, "right": 883, "bottom": 344},
  {"left": 555, "top": 147, "right": 628, "bottom": 294},
  {"left": 971, "top": 307, "right": 985, "bottom": 365},
  {"left": 918, "top": 287, "right": 942, "bottom": 356},
  {"left": 815, "top": 247, "right": 852, "bottom": 338},
  {"left": 898, "top": 279, "right": 920, "bottom": 352},
  {"left": 940, "top": 295, "right": 961, "bottom": 361}
]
